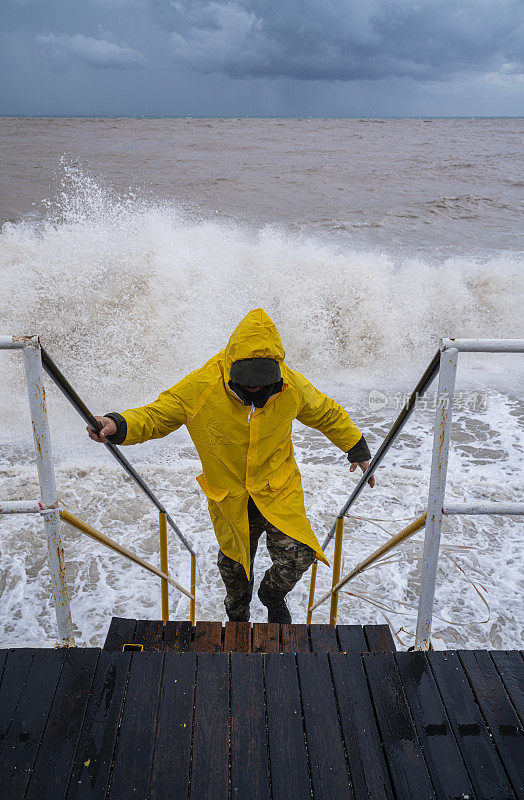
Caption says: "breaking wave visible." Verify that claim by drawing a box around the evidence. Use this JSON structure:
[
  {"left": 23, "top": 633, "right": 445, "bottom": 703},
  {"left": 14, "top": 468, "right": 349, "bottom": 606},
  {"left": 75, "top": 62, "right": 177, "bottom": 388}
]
[{"left": 0, "top": 163, "right": 522, "bottom": 428}]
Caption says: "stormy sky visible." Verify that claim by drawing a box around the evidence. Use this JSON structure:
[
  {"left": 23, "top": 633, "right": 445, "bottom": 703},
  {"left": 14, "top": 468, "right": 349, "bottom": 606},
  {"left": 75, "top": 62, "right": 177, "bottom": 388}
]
[{"left": 1, "top": 0, "right": 523, "bottom": 116}]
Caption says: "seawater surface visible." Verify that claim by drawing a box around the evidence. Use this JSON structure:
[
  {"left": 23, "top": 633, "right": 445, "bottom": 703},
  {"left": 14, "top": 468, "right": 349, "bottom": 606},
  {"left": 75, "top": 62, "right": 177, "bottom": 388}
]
[{"left": 0, "top": 118, "right": 522, "bottom": 649}]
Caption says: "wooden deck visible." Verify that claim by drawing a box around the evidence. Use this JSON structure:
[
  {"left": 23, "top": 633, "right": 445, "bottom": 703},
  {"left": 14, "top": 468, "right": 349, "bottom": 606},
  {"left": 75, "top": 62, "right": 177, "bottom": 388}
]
[{"left": 0, "top": 621, "right": 522, "bottom": 800}]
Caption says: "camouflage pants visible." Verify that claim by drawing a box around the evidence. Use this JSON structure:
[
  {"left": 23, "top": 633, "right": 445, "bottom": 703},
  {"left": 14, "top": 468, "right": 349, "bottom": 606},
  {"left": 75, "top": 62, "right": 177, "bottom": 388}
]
[{"left": 217, "top": 496, "right": 316, "bottom": 621}]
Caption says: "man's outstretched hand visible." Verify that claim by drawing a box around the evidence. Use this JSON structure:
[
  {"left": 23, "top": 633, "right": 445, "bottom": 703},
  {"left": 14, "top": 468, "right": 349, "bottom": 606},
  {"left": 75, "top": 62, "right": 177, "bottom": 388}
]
[
  {"left": 86, "top": 416, "right": 117, "bottom": 443},
  {"left": 349, "top": 460, "right": 375, "bottom": 488}
]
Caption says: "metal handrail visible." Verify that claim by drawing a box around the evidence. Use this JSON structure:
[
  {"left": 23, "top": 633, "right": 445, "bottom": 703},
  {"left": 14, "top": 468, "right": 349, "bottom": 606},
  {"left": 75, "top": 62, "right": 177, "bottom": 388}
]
[
  {"left": 322, "top": 349, "right": 441, "bottom": 549},
  {"left": 41, "top": 346, "right": 195, "bottom": 556},
  {"left": 307, "top": 350, "right": 441, "bottom": 624},
  {"left": 0, "top": 334, "right": 197, "bottom": 644},
  {"left": 415, "top": 339, "right": 523, "bottom": 649},
  {"left": 309, "top": 338, "right": 523, "bottom": 650},
  {"left": 41, "top": 343, "right": 197, "bottom": 627}
]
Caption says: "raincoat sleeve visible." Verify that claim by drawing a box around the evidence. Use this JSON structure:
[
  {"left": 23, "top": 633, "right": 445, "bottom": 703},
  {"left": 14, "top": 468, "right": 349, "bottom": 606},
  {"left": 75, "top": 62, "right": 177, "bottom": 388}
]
[
  {"left": 118, "top": 382, "right": 190, "bottom": 445},
  {"left": 294, "top": 373, "right": 363, "bottom": 453}
]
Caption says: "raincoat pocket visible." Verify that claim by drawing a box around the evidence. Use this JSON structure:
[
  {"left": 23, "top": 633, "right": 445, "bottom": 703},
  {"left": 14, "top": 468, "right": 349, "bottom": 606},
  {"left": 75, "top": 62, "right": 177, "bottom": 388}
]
[
  {"left": 268, "top": 460, "right": 295, "bottom": 491},
  {"left": 196, "top": 473, "right": 229, "bottom": 502}
]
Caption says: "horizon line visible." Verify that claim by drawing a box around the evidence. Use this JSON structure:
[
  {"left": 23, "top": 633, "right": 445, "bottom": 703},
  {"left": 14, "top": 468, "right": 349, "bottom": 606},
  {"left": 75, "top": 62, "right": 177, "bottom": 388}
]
[{"left": 1, "top": 114, "right": 523, "bottom": 121}]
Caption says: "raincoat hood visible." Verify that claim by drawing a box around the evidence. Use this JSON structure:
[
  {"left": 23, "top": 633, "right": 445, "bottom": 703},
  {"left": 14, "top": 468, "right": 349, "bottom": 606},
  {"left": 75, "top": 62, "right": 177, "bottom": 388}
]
[{"left": 224, "top": 308, "right": 286, "bottom": 381}]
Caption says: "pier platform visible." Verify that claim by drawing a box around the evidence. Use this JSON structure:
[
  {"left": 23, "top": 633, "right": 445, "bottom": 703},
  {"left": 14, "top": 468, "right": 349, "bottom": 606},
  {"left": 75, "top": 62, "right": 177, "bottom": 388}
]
[{"left": 0, "top": 621, "right": 522, "bottom": 799}]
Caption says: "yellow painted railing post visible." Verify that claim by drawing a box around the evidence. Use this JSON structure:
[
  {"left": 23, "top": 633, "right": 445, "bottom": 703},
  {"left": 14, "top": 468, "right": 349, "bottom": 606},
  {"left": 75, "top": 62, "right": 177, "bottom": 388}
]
[
  {"left": 306, "top": 560, "right": 318, "bottom": 626},
  {"left": 190, "top": 554, "right": 196, "bottom": 626},
  {"left": 329, "top": 516, "right": 344, "bottom": 626},
  {"left": 159, "top": 511, "right": 169, "bottom": 623}
]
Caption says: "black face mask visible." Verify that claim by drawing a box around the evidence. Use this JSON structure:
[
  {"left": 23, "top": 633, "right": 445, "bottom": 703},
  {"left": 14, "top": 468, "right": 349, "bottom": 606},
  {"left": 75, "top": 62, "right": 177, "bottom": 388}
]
[{"left": 228, "top": 379, "right": 283, "bottom": 408}]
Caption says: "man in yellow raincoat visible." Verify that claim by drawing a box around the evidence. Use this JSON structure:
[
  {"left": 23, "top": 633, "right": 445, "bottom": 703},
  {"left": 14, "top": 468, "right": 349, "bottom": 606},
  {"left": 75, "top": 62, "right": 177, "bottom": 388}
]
[{"left": 88, "top": 308, "right": 374, "bottom": 623}]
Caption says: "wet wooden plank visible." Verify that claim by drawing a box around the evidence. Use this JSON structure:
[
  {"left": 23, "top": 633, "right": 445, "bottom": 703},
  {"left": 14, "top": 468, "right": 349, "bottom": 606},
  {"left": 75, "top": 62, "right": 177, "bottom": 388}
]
[
  {"left": 191, "top": 653, "right": 229, "bottom": 800},
  {"left": 491, "top": 651, "right": 524, "bottom": 724},
  {"left": 330, "top": 652, "right": 394, "bottom": 800},
  {"left": 281, "top": 623, "right": 309, "bottom": 652},
  {"left": 429, "top": 650, "right": 514, "bottom": 800},
  {"left": 297, "top": 652, "right": 352, "bottom": 800},
  {"left": 224, "top": 621, "right": 252, "bottom": 652},
  {"left": 252, "top": 623, "right": 279, "bottom": 653},
  {"left": 163, "top": 620, "right": 193, "bottom": 652},
  {"left": 149, "top": 653, "right": 196, "bottom": 800},
  {"left": 193, "top": 621, "right": 223, "bottom": 652},
  {"left": 103, "top": 617, "right": 137, "bottom": 651},
  {"left": 0, "top": 649, "right": 66, "bottom": 800},
  {"left": 309, "top": 624, "right": 339, "bottom": 652},
  {"left": 134, "top": 619, "right": 164, "bottom": 651},
  {"left": 337, "top": 625, "right": 368, "bottom": 652},
  {"left": 0, "top": 649, "right": 34, "bottom": 741},
  {"left": 25, "top": 649, "right": 100, "bottom": 800},
  {"left": 396, "top": 651, "right": 474, "bottom": 800},
  {"left": 7, "top": 633, "right": 521, "bottom": 800},
  {"left": 364, "top": 652, "right": 435, "bottom": 800},
  {"left": 459, "top": 650, "right": 524, "bottom": 799},
  {"left": 231, "top": 654, "right": 270, "bottom": 800},
  {"left": 265, "top": 653, "right": 310, "bottom": 800},
  {"left": 364, "top": 624, "right": 396, "bottom": 652},
  {"left": 66, "top": 651, "right": 132, "bottom": 800},
  {"left": 109, "top": 652, "right": 163, "bottom": 798}
]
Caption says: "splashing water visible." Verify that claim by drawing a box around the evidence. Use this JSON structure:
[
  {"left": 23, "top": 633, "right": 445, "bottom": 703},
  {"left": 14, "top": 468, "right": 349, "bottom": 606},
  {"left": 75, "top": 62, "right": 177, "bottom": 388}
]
[
  {"left": 0, "top": 160, "right": 522, "bottom": 649},
  {"left": 1, "top": 161, "right": 522, "bottom": 413}
]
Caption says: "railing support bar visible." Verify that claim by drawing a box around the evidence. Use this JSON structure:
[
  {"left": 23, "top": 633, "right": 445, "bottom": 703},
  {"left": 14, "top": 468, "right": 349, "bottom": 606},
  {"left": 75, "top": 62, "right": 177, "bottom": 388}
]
[
  {"left": 440, "top": 338, "right": 524, "bottom": 353},
  {"left": 309, "top": 513, "right": 427, "bottom": 613},
  {"left": 0, "top": 501, "right": 42, "bottom": 514},
  {"left": 0, "top": 335, "right": 27, "bottom": 349},
  {"left": 415, "top": 348, "right": 458, "bottom": 651},
  {"left": 22, "top": 337, "right": 75, "bottom": 646},
  {"left": 159, "top": 511, "right": 169, "bottom": 623},
  {"left": 443, "top": 503, "right": 524, "bottom": 515},
  {"left": 60, "top": 508, "right": 194, "bottom": 600},
  {"left": 329, "top": 517, "right": 344, "bottom": 626},
  {"left": 306, "top": 561, "right": 318, "bottom": 626}
]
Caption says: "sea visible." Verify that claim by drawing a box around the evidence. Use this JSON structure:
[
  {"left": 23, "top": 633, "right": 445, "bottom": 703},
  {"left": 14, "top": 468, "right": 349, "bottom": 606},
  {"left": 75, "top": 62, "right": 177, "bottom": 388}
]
[{"left": 0, "top": 117, "right": 522, "bottom": 649}]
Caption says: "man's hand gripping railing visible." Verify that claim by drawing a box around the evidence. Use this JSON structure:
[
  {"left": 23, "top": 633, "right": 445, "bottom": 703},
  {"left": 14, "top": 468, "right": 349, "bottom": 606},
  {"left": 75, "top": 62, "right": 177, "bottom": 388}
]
[{"left": 41, "top": 345, "right": 196, "bottom": 623}]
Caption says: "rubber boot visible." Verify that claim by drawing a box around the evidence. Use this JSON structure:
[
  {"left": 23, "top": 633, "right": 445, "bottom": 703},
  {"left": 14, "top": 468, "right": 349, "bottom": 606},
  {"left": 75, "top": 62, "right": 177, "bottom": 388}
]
[{"left": 257, "top": 584, "right": 292, "bottom": 624}]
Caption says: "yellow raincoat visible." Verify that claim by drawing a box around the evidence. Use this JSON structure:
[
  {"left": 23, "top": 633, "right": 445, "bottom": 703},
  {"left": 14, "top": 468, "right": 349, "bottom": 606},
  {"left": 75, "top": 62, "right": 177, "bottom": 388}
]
[{"left": 118, "top": 308, "right": 364, "bottom": 577}]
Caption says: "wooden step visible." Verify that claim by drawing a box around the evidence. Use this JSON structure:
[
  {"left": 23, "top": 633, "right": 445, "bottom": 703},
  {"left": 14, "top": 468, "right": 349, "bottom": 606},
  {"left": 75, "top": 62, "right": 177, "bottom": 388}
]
[{"left": 102, "top": 618, "right": 397, "bottom": 653}]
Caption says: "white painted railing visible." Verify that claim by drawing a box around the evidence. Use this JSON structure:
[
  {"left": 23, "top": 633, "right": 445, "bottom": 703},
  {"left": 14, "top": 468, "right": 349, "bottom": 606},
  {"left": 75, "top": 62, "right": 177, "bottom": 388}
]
[
  {"left": 0, "top": 335, "right": 196, "bottom": 646},
  {"left": 308, "top": 338, "right": 524, "bottom": 650}
]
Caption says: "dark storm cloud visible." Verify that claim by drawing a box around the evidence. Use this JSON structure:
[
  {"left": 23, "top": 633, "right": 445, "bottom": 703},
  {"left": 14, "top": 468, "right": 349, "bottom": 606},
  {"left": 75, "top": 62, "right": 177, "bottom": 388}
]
[
  {"left": 163, "top": 0, "right": 524, "bottom": 81},
  {"left": 36, "top": 32, "right": 145, "bottom": 70},
  {"left": 0, "top": 0, "right": 522, "bottom": 115}
]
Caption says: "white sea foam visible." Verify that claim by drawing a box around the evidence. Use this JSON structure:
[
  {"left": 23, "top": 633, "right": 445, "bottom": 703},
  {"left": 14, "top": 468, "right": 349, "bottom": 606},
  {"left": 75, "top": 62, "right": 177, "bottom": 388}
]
[
  {"left": 0, "top": 164, "right": 522, "bottom": 649},
  {"left": 1, "top": 164, "right": 522, "bottom": 422}
]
